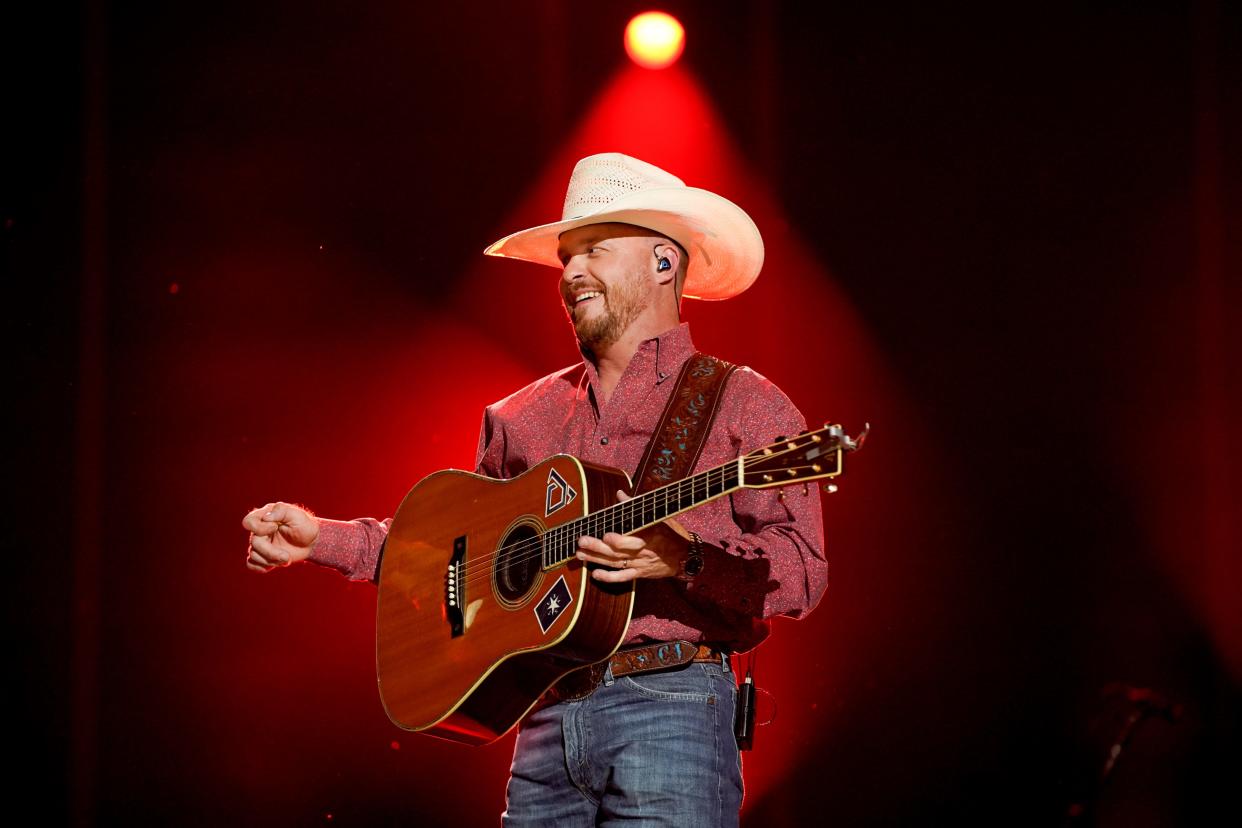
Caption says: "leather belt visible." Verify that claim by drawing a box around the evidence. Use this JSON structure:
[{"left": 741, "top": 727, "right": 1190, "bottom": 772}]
[
  {"left": 609, "top": 640, "right": 725, "bottom": 678},
  {"left": 543, "top": 640, "right": 728, "bottom": 704}
]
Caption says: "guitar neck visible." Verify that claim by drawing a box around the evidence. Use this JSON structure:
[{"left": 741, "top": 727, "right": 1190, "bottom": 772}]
[
  {"left": 542, "top": 460, "right": 742, "bottom": 569},
  {"left": 539, "top": 422, "right": 864, "bottom": 570}
]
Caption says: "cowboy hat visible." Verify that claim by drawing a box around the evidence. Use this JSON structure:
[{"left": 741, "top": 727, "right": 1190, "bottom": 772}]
[{"left": 483, "top": 153, "right": 763, "bottom": 301}]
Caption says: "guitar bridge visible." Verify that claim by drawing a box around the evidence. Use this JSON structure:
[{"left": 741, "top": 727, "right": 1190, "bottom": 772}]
[{"left": 446, "top": 535, "right": 466, "bottom": 637}]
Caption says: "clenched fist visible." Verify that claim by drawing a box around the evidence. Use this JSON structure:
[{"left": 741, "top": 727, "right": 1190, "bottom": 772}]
[{"left": 242, "top": 502, "right": 319, "bottom": 573}]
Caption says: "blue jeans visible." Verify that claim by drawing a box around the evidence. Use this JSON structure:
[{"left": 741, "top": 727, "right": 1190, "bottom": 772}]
[{"left": 502, "top": 658, "right": 743, "bottom": 827}]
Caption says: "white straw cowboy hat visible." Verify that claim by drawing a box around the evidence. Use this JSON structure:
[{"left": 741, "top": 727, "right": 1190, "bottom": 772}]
[{"left": 483, "top": 153, "right": 763, "bottom": 301}]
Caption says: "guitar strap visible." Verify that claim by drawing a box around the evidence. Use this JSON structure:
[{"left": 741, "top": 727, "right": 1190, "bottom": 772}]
[
  {"left": 631, "top": 352, "right": 739, "bottom": 495},
  {"left": 545, "top": 352, "right": 737, "bottom": 703}
]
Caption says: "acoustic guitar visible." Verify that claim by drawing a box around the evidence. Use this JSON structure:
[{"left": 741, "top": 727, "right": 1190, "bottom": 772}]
[{"left": 375, "top": 422, "right": 867, "bottom": 745}]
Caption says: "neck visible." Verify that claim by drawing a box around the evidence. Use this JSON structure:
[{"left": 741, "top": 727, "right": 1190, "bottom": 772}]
[
  {"left": 583, "top": 314, "right": 675, "bottom": 402},
  {"left": 587, "top": 312, "right": 680, "bottom": 402},
  {"left": 589, "top": 339, "right": 638, "bottom": 403}
]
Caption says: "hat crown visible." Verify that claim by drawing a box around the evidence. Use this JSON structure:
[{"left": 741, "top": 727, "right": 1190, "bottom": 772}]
[{"left": 562, "top": 153, "right": 686, "bottom": 222}]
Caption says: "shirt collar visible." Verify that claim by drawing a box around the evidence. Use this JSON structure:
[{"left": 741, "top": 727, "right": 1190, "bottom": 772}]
[
  {"left": 650, "top": 322, "right": 696, "bottom": 384},
  {"left": 578, "top": 322, "right": 697, "bottom": 404}
]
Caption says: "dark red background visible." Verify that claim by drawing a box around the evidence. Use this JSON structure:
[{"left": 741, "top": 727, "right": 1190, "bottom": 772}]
[{"left": 6, "top": 2, "right": 1239, "bottom": 825}]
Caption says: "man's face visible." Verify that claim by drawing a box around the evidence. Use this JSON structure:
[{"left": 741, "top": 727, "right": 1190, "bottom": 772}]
[{"left": 556, "top": 223, "right": 660, "bottom": 351}]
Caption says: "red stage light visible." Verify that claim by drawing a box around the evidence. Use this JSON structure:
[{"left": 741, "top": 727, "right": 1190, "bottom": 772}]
[{"left": 624, "top": 12, "right": 685, "bottom": 70}]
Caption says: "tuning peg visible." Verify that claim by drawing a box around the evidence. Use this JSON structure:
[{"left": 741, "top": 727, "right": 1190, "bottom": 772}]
[{"left": 823, "top": 484, "right": 838, "bottom": 494}]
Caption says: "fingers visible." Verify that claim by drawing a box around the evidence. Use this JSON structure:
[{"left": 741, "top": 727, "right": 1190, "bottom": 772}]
[
  {"left": 576, "top": 533, "right": 643, "bottom": 561},
  {"left": 242, "top": 501, "right": 308, "bottom": 530},
  {"left": 251, "top": 533, "right": 289, "bottom": 564},
  {"left": 246, "top": 548, "right": 275, "bottom": 572},
  {"left": 575, "top": 535, "right": 640, "bottom": 582},
  {"left": 615, "top": 489, "right": 632, "bottom": 502},
  {"left": 575, "top": 532, "right": 647, "bottom": 584},
  {"left": 243, "top": 501, "right": 317, "bottom": 543},
  {"left": 575, "top": 528, "right": 681, "bottom": 581},
  {"left": 265, "top": 502, "right": 300, "bottom": 525},
  {"left": 242, "top": 502, "right": 319, "bottom": 574},
  {"left": 241, "top": 502, "right": 279, "bottom": 534},
  {"left": 591, "top": 565, "right": 638, "bottom": 583},
  {"left": 246, "top": 550, "right": 277, "bottom": 573},
  {"left": 582, "top": 533, "right": 645, "bottom": 553},
  {"left": 250, "top": 532, "right": 291, "bottom": 566}
]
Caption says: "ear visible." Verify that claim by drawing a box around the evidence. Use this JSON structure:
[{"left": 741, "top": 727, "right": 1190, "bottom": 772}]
[{"left": 652, "top": 241, "right": 681, "bottom": 288}]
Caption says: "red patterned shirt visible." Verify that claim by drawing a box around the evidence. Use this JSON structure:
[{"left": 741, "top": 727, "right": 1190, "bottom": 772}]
[{"left": 310, "top": 323, "right": 827, "bottom": 651}]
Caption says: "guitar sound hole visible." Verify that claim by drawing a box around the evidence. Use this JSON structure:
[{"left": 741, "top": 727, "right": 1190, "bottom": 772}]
[{"left": 495, "top": 523, "right": 542, "bottom": 604}]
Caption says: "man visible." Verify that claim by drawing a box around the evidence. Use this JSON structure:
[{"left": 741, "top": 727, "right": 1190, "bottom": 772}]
[{"left": 243, "top": 153, "right": 827, "bottom": 827}]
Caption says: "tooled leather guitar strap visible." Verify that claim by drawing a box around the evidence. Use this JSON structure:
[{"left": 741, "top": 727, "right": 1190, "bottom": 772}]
[
  {"left": 631, "top": 352, "right": 739, "bottom": 496},
  {"left": 545, "top": 352, "right": 738, "bottom": 702}
]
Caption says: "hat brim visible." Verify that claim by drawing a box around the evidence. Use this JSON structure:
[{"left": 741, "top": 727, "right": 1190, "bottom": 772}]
[{"left": 483, "top": 186, "right": 763, "bottom": 301}]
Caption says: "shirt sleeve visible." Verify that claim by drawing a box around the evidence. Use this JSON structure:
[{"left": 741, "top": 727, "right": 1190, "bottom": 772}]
[
  {"left": 680, "top": 368, "right": 828, "bottom": 621},
  {"left": 475, "top": 406, "right": 507, "bottom": 478},
  {"left": 307, "top": 516, "right": 390, "bottom": 583}
]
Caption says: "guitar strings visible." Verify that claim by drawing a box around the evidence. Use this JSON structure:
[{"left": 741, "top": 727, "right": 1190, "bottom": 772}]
[
  {"left": 448, "top": 447, "right": 829, "bottom": 588},
  {"left": 451, "top": 449, "right": 826, "bottom": 587},
  {"left": 449, "top": 446, "right": 824, "bottom": 586},
  {"left": 453, "top": 465, "right": 825, "bottom": 590}
]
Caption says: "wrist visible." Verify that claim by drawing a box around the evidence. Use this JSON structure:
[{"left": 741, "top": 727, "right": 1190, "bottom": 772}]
[{"left": 677, "top": 531, "right": 705, "bottom": 581}]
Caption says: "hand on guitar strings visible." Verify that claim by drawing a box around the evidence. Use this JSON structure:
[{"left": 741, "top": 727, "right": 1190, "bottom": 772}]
[
  {"left": 242, "top": 501, "right": 320, "bottom": 573},
  {"left": 575, "top": 490, "right": 692, "bottom": 582}
]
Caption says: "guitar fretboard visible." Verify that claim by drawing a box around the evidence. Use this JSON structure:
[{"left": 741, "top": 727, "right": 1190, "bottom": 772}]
[{"left": 541, "top": 461, "right": 741, "bottom": 568}]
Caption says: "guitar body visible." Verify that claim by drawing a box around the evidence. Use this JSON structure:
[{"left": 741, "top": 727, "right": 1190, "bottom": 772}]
[{"left": 376, "top": 455, "right": 635, "bottom": 746}]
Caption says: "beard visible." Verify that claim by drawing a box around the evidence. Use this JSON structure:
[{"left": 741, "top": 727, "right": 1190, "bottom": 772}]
[{"left": 568, "top": 271, "right": 650, "bottom": 352}]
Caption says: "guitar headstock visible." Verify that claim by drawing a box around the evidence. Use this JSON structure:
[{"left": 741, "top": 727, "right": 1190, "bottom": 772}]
[{"left": 741, "top": 423, "right": 869, "bottom": 489}]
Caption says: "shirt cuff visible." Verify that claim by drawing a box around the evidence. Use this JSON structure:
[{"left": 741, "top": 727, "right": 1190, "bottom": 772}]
[
  {"left": 308, "top": 517, "right": 386, "bottom": 582},
  {"left": 682, "top": 541, "right": 771, "bottom": 617}
]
